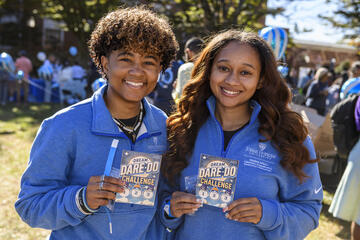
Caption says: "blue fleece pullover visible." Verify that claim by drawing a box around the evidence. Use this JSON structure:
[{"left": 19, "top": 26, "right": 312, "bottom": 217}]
[
  {"left": 15, "top": 86, "right": 168, "bottom": 240},
  {"left": 161, "top": 96, "right": 323, "bottom": 240}
]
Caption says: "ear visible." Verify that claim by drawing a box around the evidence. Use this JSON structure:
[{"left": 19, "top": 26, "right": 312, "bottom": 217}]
[
  {"left": 100, "top": 55, "right": 109, "bottom": 75},
  {"left": 257, "top": 77, "right": 264, "bottom": 89},
  {"left": 185, "top": 48, "right": 193, "bottom": 60}
]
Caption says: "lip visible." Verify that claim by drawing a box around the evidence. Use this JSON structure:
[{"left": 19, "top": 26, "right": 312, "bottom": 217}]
[{"left": 220, "top": 87, "right": 241, "bottom": 96}]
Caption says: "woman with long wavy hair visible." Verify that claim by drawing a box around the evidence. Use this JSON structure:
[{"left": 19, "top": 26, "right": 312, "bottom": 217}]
[{"left": 159, "top": 30, "right": 322, "bottom": 240}]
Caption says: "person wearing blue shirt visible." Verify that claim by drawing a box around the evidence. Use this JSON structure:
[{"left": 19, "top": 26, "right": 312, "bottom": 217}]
[
  {"left": 15, "top": 7, "right": 178, "bottom": 240},
  {"left": 160, "top": 30, "right": 322, "bottom": 240},
  {"left": 340, "top": 61, "right": 360, "bottom": 100}
]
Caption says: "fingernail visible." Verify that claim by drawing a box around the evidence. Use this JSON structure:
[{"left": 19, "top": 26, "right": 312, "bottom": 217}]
[
  {"left": 196, "top": 199, "right": 202, "bottom": 203},
  {"left": 223, "top": 207, "right": 228, "bottom": 212},
  {"left": 225, "top": 213, "right": 230, "bottom": 219}
]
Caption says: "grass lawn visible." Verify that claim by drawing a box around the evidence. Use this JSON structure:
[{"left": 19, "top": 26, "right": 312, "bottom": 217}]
[{"left": 0, "top": 103, "right": 351, "bottom": 239}]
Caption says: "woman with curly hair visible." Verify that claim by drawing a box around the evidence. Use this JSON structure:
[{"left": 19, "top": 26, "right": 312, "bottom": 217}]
[
  {"left": 15, "top": 7, "right": 178, "bottom": 239},
  {"left": 160, "top": 30, "right": 322, "bottom": 240}
]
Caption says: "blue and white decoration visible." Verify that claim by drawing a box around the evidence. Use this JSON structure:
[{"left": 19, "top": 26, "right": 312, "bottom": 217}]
[
  {"left": 0, "top": 52, "right": 15, "bottom": 73},
  {"left": 277, "top": 65, "right": 289, "bottom": 78},
  {"left": 259, "top": 26, "right": 288, "bottom": 60},
  {"left": 38, "top": 64, "right": 53, "bottom": 81},
  {"left": 91, "top": 77, "right": 106, "bottom": 92},
  {"left": 16, "top": 70, "right": 24, "bottom": 82},
  {"left": 157, "top": 67, "right": 174, "bottom": 89},
  {"left": 340, "top": 77, "right": 360, "bottom": 100}
]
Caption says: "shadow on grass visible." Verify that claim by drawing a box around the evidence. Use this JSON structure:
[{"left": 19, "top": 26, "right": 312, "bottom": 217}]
[
  {"left": 321, "top": 203, "right": 351, "bottom": 239},
  {"left": 0, "top": 103, "right": 63, "bottom": 124}
]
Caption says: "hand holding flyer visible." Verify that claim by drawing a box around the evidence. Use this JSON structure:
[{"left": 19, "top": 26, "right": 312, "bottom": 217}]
[
  {"left": 196, "top": 154, "right": 238, "bottom": 208},
  {"left": 115, "top": 150, "right": 162, "bottom": 206}
]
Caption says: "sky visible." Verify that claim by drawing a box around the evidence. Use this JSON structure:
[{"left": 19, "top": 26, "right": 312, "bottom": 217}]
[{"left": 266, "top": 0, "right": 347, "bottom": 44}]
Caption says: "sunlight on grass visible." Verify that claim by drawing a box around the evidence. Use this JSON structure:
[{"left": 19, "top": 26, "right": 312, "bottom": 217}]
[{"left": 0, "top": 103, "right": 62, "bottom": 240}]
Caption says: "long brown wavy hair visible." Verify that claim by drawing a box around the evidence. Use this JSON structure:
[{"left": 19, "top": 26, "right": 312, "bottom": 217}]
[{"left": 162, "top": 30, "right": 318, "bottom": 185}]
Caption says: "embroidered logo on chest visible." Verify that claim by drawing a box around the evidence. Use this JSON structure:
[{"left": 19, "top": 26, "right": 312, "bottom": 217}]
[{"left": 243, "top": 143, "right": 276, "bottom": 172}]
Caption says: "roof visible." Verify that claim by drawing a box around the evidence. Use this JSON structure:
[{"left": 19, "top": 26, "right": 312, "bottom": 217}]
[{"left": 293, "top": 39, "right": 357, "bottom": 53}]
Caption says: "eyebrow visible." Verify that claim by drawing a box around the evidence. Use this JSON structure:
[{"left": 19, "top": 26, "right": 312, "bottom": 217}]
[
  {"left": 117, "top": 51, "right": 158, "bottom": 61},
  {"left": 216, "top": 59, "right": 256, "bottom": 70}
]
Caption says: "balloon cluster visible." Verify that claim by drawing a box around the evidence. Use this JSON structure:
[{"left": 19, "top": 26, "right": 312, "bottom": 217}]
[{"left": 259, "top": 26, "right": 288, "bottom": 61}]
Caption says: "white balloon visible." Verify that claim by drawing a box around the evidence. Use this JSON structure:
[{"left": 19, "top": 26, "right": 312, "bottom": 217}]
[{"left": 37, "top": 52, "right": 46, "bottom": 62}]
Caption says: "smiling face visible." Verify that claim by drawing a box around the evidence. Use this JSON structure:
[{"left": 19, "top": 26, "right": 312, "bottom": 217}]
[
  {"left": 209, "top": 41, "right": 262, "bottom": 112},
  {"left": 101, "top": 49, "right": 161, "bottom": 105}
]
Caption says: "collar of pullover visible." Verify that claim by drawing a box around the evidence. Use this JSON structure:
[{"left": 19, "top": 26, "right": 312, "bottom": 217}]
[{"left": 90, "top": 85, "right": 163, "bottom": 137}]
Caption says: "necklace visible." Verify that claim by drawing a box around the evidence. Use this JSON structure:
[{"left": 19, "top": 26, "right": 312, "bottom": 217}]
[{"left": 113, "top": 102, "right": 144, "bottom": 141}]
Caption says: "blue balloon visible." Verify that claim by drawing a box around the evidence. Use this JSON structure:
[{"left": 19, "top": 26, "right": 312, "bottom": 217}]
[
  {"left": 259, "top": 26, "right": 288, "bottom": 60},
  {"left": 91, "top": 78, "right": 106, "bottom": 92},
  {"left": 69, "top": 46, "right": 78, "bottom": 56},
  {"left": 0, "top": 52, "right": 15, "bottom": 73}
]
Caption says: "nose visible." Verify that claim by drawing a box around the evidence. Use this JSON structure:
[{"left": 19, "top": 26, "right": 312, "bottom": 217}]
[
  {"left": 128, "top": 62, "right": 144, "bottom": 77},
  {"left": 224, "top": 72, "right": 239, "bottom": 85}
]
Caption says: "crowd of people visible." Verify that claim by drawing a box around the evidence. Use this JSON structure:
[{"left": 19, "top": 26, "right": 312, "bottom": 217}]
[
  {"left": 0, "top": 50, "right": 95, "bottom": 106},
  {"left": 9, "top": 5, "right": 360, "bottom": 240}
]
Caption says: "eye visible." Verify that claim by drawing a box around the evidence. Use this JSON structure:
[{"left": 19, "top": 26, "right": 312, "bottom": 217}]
[
  {"left": 218, "top": 65, "right": 229, "bottom": 72},
  {"left": 119, "top": 57, "right": 131, "bottom": 63},
  {"left": 144, "top": 61, "right": 155, "bottom": 66},
  {"left": 240, "top": 70, "right": 251, "bottom": 76}
]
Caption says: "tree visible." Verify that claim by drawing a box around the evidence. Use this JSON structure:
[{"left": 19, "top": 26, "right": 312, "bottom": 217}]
[
  {"left": 320, "top": 0, "right": 360, "bottom": 38},
  {"left": 0, "top": 0, "right": 43, "bottom": 52},
  {"left": 151, "top": 0, "right": 284, "bottom": 43}
]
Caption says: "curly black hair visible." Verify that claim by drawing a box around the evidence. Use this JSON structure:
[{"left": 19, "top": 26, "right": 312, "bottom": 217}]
[{"left": 88, "top": 6, "right": 179, "bottom": 77}]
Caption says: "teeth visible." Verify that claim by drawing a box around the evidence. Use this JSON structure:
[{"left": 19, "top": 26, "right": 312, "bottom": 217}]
[
  {"left": 126, "top": 81, "right": 143, "bottom": 87},
  {"left": 222, "top": 88, "right": 239, "bottom": 95}
]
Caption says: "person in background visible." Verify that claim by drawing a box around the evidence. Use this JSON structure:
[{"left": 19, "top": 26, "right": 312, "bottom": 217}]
[
  {"left": 305, "top": 67, "right": 331, "bottom": 116},
  {"left": 329, "top": 62, "right": 360, "bottom": 239},
  {"left": 14, "top": 50, "right": 32, "bottom": 103},
  {"left": 0, "top": 55, "right": 16, "bottom": 105},
  {"left": 173, "top": 37, "right": 204, "bottom": 101},
  {"left": 71, "top": 61, "right": 87, "bottom": 100},
  {"left": 38, "top": 59, "right": 53, "bottom": 103},
  {"left": 339, "top": 61, "right": 350, "bottom": 90},
  {"left": 152, "top": 60, "right": 181, "bottom": 115},
  {"left": 15, "top": 6, "right": 178, "bottom": 239},
  {"left": 160, "top": 30, "right": 322, "bottom": 240},
  {"left": 0, "top": 68, "right": 9, "bottom": 105},
  {"left": 297, "top": 69, "right": 313, "bottom": 92},
  {"left": 57, "top": 60, "right": 73, "bottom": 105},
  {"left": 340, "top": 61, "right": 360, "bottom": 100}
]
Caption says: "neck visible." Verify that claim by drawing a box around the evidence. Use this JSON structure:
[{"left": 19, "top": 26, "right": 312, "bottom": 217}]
[
  {"left": 215, "top": 103, "right": 251, "bottom": 131},
  {"left": 104, "top": 90, "right": 141, "bottom": 119}
]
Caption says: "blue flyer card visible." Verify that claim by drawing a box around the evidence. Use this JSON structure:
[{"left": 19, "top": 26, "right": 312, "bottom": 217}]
[
  {"left": 115, "top": 150, "right": 162, "bottom": 206},
  {"left": 196, "top": 154, "right": 239, "bottom": 208}
]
